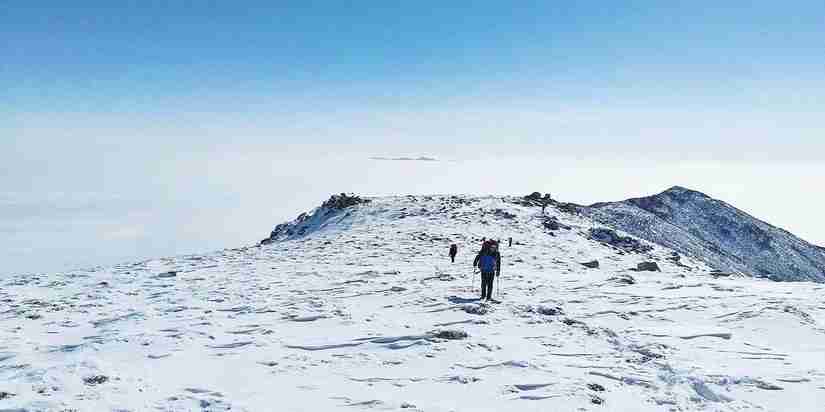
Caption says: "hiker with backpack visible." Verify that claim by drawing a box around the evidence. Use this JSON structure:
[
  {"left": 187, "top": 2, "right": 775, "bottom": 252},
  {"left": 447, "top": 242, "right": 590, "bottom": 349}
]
[
  {"left": 473, "top": 240, "right": 501, "bottom": 301},
  {"left": 449, "top": 244, "right": 458, "bottom": 263}
]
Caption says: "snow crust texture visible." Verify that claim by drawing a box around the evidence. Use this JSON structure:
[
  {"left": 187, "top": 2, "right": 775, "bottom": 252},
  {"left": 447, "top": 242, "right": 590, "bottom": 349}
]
[
  {"left": 2, "top": 195, "right": 825, "bottom": 411},
  {"left": 586, "top": 186, "right": 825, "bottom": 282}
]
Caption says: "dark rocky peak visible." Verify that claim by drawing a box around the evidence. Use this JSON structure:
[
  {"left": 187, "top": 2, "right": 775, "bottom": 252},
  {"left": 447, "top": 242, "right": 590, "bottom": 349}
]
[
  {"left": 655, "top": 186, "right": 711, "bottom": 201},
  {"left": 661, "top": 185, "right": 705, "bottom": 197},
  {"left": 627, "top": 186, "right": 710, "bottom": 210},
  {"left": 591, "top": 186, "right": 711, "bottom": 210},
  {"left": 601, "top": 186, "right": 715, "bottom": 220},
  {"left": 582, "top": 186, "right": 825, "bottom": 282}
]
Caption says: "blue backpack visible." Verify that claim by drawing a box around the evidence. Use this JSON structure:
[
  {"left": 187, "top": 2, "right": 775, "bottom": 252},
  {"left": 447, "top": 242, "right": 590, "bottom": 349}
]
[{"left": 479, "top": 254, "right": 496, "bottom": 273}]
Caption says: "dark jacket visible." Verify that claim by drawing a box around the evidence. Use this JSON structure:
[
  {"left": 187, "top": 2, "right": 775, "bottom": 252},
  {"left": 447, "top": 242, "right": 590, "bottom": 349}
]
[{"left": 473, "top": 249, "right": 501, "bottom": 275}]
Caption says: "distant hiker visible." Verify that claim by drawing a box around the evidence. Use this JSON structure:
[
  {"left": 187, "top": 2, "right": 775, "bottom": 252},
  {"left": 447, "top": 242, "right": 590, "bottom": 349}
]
[
  {"left": 473, "top": 240, "right": 501, "bottom": 301},
  {"left": 541, "top": 193, "right": 552, "bottom": 215},
  {"left": 449, "top": 244, "right": 458, "bottom": 263},
  {"left": 508, "top": 237, "right": 513, "bottom": 247}
]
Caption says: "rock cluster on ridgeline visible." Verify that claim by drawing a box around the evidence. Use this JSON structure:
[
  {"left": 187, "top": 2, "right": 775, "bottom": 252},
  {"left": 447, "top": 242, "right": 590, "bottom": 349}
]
[
  {"left": 321, "top": 193, "right": 371, "bottom": 210},
  {"left": 588, "top": 228, "right": 653, "bottom": 254},
  {"left": 520, "top": 192, "right": 554, "bottom": 208},
  {"left": 262, "top": 193, "right": 371, "bottom": 245}
]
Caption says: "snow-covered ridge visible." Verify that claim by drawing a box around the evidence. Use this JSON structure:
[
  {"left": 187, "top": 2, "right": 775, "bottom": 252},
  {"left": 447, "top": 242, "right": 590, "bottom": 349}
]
[
  {"left": 3, "top": 192, "right": 825, "bottom": 411},
  {"left": 583, "top": 186, "right": 825, "bottom": 282},
  {"left": 264, "top": 190, "right": 825, "bottom": 283}
]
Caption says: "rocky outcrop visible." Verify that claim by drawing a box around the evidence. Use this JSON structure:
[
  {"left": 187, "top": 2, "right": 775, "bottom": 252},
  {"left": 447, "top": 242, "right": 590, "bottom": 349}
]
[
  {"left": 83, "top": 375, "right": 109, "bottom": 386},
  {"left": 521, "top": 192, "right": 553, "bottom": 207},
  {"left": 493, "top": 209, "right": 517, "bottom": 220},
  {"left": 434, "top": 330, "right": 468, "bottom": 340},
  {"left": 321, "top": 193, "right": 370, "bottom": 210},
  {"left": 263, "top": 193, "right": 370, "bottom": 244},
  {"left": 525, "top": 192, "right": 543, "bottom": 202},
  {"left": 634, "top": 262, "right": 661, "bottom": 272},
  {"left": 588, "top": 228, "right": 653, "bottom": 254}
]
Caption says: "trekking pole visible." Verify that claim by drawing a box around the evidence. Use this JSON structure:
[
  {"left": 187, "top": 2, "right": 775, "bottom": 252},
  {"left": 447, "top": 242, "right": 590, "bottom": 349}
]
[
  {"left": 497, "top": 276, "right": 501, "bottom": 298},
  {"left": 472, "top": 270, "right": 478, "bottom": 292}
]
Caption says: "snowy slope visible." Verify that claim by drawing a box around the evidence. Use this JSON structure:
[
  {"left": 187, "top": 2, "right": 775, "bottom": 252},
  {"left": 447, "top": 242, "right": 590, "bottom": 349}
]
[
  {"left": 584, "top": 186, "right": 825, "bottom": 282},
  {"left": 2, "top": 195, "right": 825, "bottom": 411}
]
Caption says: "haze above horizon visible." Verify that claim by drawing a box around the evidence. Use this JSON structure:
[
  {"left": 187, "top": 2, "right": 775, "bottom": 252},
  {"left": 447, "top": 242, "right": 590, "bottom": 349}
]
[{"left": 2, "top": 1, "right": 823, "bottom": 274}]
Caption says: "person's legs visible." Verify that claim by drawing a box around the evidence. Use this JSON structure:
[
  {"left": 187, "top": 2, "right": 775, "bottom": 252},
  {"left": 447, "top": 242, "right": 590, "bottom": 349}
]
[
  {"left": 482, "top": 273, "right": 494, "bottom": 299},
  {"left": 484, "top": 275, "right": 493, "bottom": 299}
]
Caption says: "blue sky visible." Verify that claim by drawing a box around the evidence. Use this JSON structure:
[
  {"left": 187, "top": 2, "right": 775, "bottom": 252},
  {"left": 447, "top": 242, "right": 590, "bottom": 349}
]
[
  {"left": 4, "top": 1, "right": 823, "bottom": 116},
  {"left": 2, "top": 1, "right": 824, "bottom": 274}
]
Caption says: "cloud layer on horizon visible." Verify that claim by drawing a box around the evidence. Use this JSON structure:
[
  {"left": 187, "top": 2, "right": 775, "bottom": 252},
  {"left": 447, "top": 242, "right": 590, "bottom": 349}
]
[{"left": 369, "top": 156, "right": 439, "bottom": 162}]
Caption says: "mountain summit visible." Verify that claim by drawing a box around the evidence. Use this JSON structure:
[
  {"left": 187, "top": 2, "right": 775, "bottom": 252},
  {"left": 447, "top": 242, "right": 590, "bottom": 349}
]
[{"left": 585, "top": 186, "right": 825, "bottom": 282}]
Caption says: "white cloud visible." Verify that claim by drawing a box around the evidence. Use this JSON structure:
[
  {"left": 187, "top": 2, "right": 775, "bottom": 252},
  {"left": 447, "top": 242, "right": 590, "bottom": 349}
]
[{"left": 369, "top": 156, "right": 439, "bottom": 161}]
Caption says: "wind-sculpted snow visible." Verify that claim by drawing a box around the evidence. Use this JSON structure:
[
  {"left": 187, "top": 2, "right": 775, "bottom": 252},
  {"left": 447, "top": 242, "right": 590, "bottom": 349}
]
[
  {"left": 2, "top": 195, "right": 825, "bottom": 411},
  {"left": 586, "top": 186, "right": 825, "bottom": 282}
]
